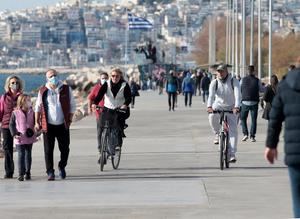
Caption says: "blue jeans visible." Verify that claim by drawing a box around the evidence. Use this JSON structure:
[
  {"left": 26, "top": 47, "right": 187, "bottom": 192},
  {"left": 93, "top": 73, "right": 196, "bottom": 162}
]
[
  {"left": 184, "top": 92, "right": 193, "bottom": 106},
  {"left": 240, "top": 103, "right": 258, "bottom": 138},
  {"left": 17, "top": 144, "right": 32, "bottom": 176},
  {"left": 288, "top": 166, "right": 300, "bottom": 217},
  {"left": 202, "top": 90, "right": 209, "bottom": 103}
]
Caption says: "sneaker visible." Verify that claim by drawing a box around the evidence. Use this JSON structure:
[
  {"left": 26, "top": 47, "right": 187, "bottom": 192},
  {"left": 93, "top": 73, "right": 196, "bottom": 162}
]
[
  {"left": 59, "top": 168, "right": 66, "bottom": 179},
  {"left": 242, "top": 135, "right": 248, "bottom": 142},
  {"left": 4, "top": 174, "right": 13, "bottom": 179},
  {"left": 47, "top": 172, "right": 55, "bottom": 181},
  {"left": 213, "top": 134, "right": 219, "bottom": 145},
  {"left": 250, "top": 137, "right": 256, "bottom": 142},
  {"left": 121, "top": 130, "right": 126, "bottom": 138},
  {"left": 25, "top": 173, "right": 31, "bottom": 180},
  {"left": 229, "top": 155, "right": 237, "bottom": 163},
  {"left": 18, "top": 175, "right": 24, "bottom": 181}
]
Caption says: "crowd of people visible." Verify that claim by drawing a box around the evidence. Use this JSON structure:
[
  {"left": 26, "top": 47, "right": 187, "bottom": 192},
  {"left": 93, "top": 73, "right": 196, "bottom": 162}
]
[
  {"left": 0, "top": 68, "right": 131, "bottom": 182},
  {"left": 140, "top": 61, "right": 300, "bottom": 217},
  {"left": 0, "top": 60, "right": 300, "bottom": 217}
]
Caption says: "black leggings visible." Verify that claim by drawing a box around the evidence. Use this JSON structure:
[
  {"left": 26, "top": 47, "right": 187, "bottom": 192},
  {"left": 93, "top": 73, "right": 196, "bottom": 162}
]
[
  {"left": 2, "top": 128, "right": 14, "bottom": 176},
  {"left": 168, "top": 92, "right": 176, "bottom": 110}
]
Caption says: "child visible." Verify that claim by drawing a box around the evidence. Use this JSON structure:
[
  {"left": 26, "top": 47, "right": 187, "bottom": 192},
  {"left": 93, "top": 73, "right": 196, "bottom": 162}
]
[{"left": 9, "top": 94, "right": 37, "bottom": 181}]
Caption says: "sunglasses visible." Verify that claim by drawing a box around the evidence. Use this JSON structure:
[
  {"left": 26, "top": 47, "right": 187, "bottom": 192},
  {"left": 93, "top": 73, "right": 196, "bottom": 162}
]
[
  {"left": 48, "top": 75, "right": 57, "bottom": 79},
  {"left": 111, "top": 75, "right": 120, "bottom": 78}
]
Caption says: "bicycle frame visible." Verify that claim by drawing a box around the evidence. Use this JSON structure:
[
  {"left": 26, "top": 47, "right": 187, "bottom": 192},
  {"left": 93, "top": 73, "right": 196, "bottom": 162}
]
[
  {"left": 210, "top": 110, "right": 233, "bottom": 170},
  {"left": 218, "top": 110, "right": 232, "bottom": 170},
  {"left": 98, "top": 107, "right": 124, "bottom": 171}
]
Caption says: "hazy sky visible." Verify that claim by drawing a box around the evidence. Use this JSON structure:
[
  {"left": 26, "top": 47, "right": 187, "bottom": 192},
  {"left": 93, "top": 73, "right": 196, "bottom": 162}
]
[{"left": 0, "top": 0, "right": 62, "bottom": 12}]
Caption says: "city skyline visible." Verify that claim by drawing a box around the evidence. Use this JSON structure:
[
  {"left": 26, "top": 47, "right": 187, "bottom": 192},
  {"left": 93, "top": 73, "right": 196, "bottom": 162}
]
[{"left": 0, "top": 0, "right": 62, "bottom": 12}]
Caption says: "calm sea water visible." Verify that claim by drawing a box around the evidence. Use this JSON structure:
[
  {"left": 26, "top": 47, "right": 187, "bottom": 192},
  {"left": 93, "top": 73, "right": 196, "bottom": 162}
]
[{"left": 0, "top": 73, "right": 70, "bottom": 95}]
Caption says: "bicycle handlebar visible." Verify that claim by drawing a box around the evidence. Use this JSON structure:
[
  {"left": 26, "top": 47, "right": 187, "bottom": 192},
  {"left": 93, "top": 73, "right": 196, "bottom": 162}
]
[
  {"left": 208, "top": 110, "right": 233, "bottom": 114},
  {"left": 95, "top": 106, "right": 127, "bottom": 114}
]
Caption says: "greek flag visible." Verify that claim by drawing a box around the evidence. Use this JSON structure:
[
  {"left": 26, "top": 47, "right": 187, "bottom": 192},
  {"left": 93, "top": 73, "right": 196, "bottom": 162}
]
[{"left": 128, "top": 13, "right": 153, "bottom": 30}]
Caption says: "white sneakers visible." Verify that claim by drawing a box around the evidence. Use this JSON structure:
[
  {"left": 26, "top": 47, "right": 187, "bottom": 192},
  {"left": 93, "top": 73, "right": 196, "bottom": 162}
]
[
  {"left": 242, "top": 135, "right": 248, "bottom": 141},
  {"left": 214, "top": 134, "right": 219, "bottom": 144},
  {"left": 242, "top": 135, "right": 256, "bottom": 142},
  {"left": 229, "top": 155, "right": 237, "bottom": 163}
]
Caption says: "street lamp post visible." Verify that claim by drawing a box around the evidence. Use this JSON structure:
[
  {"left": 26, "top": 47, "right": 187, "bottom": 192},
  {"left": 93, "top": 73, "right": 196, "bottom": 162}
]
[
  {"left": 258, "top": 0, "right": 262, "bottom": 79},
  {"left": 268, "top": 0, "right": 272, "bottom": 83},
  {"left": 250, "top": 0, "right": 254, "bottom": 66}
]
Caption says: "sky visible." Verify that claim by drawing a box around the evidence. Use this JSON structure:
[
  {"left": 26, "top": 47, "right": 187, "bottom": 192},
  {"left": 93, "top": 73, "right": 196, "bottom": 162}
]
[{"left": 0, "top": 0, "right": 62, "bottom": 12}]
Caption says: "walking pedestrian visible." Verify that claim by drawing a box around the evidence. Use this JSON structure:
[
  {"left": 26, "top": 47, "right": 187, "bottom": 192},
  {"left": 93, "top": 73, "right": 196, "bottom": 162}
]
[
  {"left": 195, "top": 70, "right": 203, "bottom": 96},
  {"left": 34, "top": 69, "right": 76, "bottom": 181},
  {"left": 9, "top": 94, "right": 37, "bottom": 181},
  {"left": 262, "top": 75, "right": 278, "bottom": 120},
  {"left": 0, "top": 75, "right": 24, "bottom": 179},
  {"left": 240, "top": 65, "right": 264, "bottom": 142},
  {"left": 265, "top": 59, "right": 300, "bottom": 217},
  {"left": 166, "top": 70, "right": 180, "bottom": 111},
  {"left": 130, "top": 79, "right": 140, "bottom": 109},
  {"left": 200, "top": 72, "right": 211, "bottom": 104},
  {"left": 182, "top": 72, "right": 195, "bottom": 107}
]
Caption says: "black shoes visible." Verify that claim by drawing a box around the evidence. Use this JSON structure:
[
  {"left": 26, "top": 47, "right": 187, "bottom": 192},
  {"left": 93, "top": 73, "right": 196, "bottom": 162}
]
[
  {"left": 59, "top": 168, "right": 66, "bottom": 179},
  {"left": 25, "top": 173, "right": 31, "bottom": 180},
  {"left": 18, "top": 175, "right": 24, "bottom": 181},
  {"left": 47, "top": 172, "right": 55, "bottom": 181},
  {"left": 4, "top": 174, "right": 13, "bottom": 179}
]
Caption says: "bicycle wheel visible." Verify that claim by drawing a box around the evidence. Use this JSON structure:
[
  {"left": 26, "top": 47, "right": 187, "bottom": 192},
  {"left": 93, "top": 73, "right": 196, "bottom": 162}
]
[
  {"left": 100, "top": 129, "right": 108, "bottom": 171},
  {"left": 112, "top": 146, "right": 122, "bottom": 169},
  {"left": 219, "top": 132, "right": 225, "bottom": 170},
  {"left": 225, "top": 133, "right": 230, "bottom": 168}
]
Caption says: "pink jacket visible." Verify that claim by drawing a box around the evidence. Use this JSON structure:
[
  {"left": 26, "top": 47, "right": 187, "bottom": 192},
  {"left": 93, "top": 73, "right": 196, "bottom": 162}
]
[{"left": 10, "top": 109, "right": 37, "bottom": 145}]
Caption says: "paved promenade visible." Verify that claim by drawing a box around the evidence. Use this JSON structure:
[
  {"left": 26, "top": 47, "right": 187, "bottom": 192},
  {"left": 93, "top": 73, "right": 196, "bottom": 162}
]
[{"left": 0, "top": 91, "right": 291, "bottom": 218}]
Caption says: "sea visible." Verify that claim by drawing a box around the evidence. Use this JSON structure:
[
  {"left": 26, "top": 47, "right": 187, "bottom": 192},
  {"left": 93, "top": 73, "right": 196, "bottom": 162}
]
[{"left": 0, "top": 73, "right": 70, "bottom": 95}]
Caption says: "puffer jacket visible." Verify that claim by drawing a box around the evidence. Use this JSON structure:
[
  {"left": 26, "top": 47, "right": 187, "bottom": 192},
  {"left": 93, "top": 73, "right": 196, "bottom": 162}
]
[{"left": 266, "top": 68, "right": 300, "bottom": 166}]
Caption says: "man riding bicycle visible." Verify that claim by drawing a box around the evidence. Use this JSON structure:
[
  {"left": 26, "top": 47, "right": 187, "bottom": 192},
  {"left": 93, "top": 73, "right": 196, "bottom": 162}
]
[
  {"left": 92, "top": 68, "right": 131, "bottom": 158},
  {"left": 207, "top": 64, "right": 241, "bottom": 163}
]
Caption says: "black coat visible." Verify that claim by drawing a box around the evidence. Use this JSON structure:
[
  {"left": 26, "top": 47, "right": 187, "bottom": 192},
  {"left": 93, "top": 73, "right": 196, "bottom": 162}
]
[
  {"left": 262, "top": 85, "right": 276, "bottom": 120},
  {"left": 130, "top": 81, "right": 140, "bottom": 97},
  {"left": 266, "top": 68, "right": 300, "bottom": 166}
]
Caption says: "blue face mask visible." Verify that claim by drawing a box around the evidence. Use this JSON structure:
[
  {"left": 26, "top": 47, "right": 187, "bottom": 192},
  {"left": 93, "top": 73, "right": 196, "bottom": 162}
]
[{"left": 48, "top": 76, "right": 59, "bottom": 86}]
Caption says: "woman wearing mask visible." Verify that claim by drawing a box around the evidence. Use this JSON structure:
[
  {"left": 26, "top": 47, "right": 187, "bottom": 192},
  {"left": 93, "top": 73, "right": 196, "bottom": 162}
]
[
  {"left": 0, "top": 76, "right": 24, "bottom": 179},
  {"left": 262, "top": 75, "right": 279, "bottom": 120}
]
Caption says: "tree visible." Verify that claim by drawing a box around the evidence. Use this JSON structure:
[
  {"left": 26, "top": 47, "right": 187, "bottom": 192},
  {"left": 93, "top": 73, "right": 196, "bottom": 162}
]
[{"left": 193, "top": 15, "right": 300, "bottom": 79}]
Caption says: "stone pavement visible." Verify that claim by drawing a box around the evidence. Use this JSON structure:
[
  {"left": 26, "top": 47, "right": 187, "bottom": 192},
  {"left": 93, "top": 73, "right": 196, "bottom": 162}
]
[{"left": 0, "top": 91, "right": 292, "bottom": 219}]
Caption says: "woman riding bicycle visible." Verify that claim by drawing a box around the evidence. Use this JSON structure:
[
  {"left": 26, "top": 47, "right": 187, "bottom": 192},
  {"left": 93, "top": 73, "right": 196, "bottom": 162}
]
[{"left": 93, "top": 68, "right": 131, "bottom": 152}]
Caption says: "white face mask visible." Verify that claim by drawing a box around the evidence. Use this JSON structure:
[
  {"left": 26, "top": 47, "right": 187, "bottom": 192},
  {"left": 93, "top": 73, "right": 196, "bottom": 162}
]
[
  {"left": 100, "top": 79, "right": 107, "bottom": 85},
  {"left": 10, "top": 84, "right": 18, "bottom": 91}
]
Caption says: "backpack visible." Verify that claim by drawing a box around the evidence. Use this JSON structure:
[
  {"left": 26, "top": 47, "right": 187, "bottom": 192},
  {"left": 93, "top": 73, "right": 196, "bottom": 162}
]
[{"left": 215, "top": 78, "right": 234, "bottom": 92}]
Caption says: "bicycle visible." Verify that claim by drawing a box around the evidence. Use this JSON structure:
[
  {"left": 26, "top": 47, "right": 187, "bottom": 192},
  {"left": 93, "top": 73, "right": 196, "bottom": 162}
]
[
  {"left": 96, "top": 106, "right": 126, "bottom": 171},
  {"left": 210, "top": 110, "right": 233, "bottom": 170}
]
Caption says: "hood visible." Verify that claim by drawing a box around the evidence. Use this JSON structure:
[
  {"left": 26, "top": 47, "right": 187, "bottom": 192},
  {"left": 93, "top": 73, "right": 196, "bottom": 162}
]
[{"left": 285, "top": 68, "right": 300, "bottom": 91}]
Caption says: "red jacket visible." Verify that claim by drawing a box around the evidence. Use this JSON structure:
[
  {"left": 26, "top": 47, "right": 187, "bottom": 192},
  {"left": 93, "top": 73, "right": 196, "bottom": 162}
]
[
  {"left": 0, "top": 91, "right": 22, "bottom": 129},
  {"left": 39, "top": 85, "right": 71, "bottom": 132},
  {"left": 88, "top": 83, "right": 104, "bottom": 120}
]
